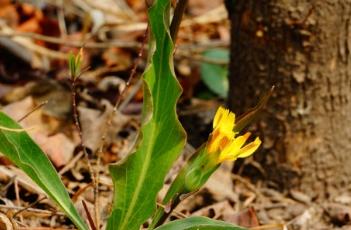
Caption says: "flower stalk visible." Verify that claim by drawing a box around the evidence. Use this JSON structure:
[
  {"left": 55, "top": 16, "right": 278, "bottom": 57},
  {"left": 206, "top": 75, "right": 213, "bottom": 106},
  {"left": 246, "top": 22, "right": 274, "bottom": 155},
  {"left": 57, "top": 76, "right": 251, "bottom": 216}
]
[{"left": 149, "top": 106, "right": 262, "bottom": 229}]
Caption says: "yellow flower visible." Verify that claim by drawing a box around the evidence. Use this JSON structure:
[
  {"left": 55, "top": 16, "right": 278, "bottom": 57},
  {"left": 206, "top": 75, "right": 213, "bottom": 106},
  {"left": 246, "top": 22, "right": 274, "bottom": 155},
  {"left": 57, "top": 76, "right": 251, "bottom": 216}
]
[{"left": 206, "top": 106, "right": 261, "bottom": 163}]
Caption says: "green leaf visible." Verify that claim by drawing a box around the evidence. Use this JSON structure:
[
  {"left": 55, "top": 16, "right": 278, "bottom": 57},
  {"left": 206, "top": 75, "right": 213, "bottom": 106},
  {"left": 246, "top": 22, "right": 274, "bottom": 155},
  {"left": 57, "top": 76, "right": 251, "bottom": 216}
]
[
  {"left": 154, "top": 216, "right": 247, "bottom": 230},
  {"left": 68, "top": 49, "right": 83, "bottom": 78},
  {"left": 0, "top": 112, "right": 88, "bottom": 230},
  {"left": 200, "top": 49, "right": 229, "bottom": 98},
  {"left": 106, "top": 1, "right": 186, "bottom": 230}
]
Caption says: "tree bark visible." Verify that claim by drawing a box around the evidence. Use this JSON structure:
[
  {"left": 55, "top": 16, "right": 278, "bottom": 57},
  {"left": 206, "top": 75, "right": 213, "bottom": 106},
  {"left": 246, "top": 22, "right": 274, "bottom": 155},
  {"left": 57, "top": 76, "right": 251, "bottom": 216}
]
[{"left": 225, "top": 0, "right": 351, "bottom": 199}]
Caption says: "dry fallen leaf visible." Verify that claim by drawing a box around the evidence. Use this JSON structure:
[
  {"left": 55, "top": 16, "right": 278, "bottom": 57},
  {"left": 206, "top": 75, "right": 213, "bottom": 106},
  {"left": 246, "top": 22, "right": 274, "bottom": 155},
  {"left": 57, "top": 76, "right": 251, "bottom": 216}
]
[
  {"left": 225, "top": 207, "right": 260, "bottom": 228},
  {"left": 0, "top": 3, "right": 19, "bottom": 27},
  {"left": 204, "top": 162, "right": 237, "bottom": 202},
  {"left": 16, "top": 4, "right": 43, "bottom": 33},
  {"left": 2, "top": 96, "right": 74, "bottom": 167},
  {"left": 79, "top": 100, "right": 130, "bottom": 152},
  {"left": 2, "top": 96, "right": 49, "bottom": 133},
  {"left": 2, "top": 80, "right": 72, "bottom": 119},
  {"left": 102, "top": 47, "right": 132, "bottom": 69},
  {"left": 35, "top": 133, "right": 74, "bottom": 168},
  {"left": 0, "top": 211, "right": 14, "bottom": 230}
]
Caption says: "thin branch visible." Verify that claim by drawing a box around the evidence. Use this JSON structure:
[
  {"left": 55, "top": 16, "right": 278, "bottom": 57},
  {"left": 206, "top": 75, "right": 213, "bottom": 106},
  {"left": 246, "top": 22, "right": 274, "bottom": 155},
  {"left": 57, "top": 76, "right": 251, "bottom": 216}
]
[
  {"left": 0, "top": 31, "right": 140, "bottom": 49},
  {"left": 0, "top": 31, "right": 228, "bottom": 50},
  {"left": 17, "top": 101, "right": 48, "bottom": 122},
  {"left": 0, "top": 204, "right": 64, "bottom": 216},
  {"left": 13, "top": 197, "right": 47, "bottom": 218},
  {"left": 17, "top": 228, "right": 76, "bottom": 230},
  {"left": 156, "top": 202, "right": 188, "bottom": 219},
  {"left": 170, "top": 0, "right": 189, "bottom": 42},
  {"left": 58, "top": 151, "right": 84, "bottom": 176},
  {"left": 71, "top": 70, "right": 98, "bottom": 230},
  {"left": 57, "top": 0, "right": 68, "bottom": 36},
  {"left": 112, "top": 25, "right": 149, "bottom": 111},
  {"left": 70, "top": 71, "right": 95, "bottom": 203},
  {"left": 82, "top": 200, "right": 97, "bottom": 230},
  {"left": 0, "top": 175, "right": 16, "bottom": 196},
  {"left": 14, "top": 179, "right": 23, "bottom": 222},
  {"left": 118, "top": 78, "right": 143, "bottom": 111},
  {"left": 71, "top": 182, "right": 93, "bottom": 203},
  {"left": 249, "top": 224, "right": 286, "bottom": 230}
]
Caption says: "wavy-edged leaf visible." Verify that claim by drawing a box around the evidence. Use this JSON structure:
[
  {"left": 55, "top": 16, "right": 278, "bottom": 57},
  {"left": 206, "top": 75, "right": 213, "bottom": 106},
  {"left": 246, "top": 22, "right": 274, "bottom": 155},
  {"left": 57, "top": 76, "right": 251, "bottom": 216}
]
[
  {"left": 0, "top": 112, "right": 88, "bottom": 230},
  {"left": 154, "top": 216, "right": 246, "bottom": 230},
  {"left": 106, "top": 1, "right": 186, "bottom": 229}
]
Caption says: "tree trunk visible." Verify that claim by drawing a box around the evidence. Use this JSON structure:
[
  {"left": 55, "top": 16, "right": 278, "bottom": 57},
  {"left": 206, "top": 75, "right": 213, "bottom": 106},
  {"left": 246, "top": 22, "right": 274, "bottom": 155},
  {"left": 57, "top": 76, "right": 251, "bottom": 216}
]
[{"left": 225, "top": 0, "right": 351, "bottom": 199}]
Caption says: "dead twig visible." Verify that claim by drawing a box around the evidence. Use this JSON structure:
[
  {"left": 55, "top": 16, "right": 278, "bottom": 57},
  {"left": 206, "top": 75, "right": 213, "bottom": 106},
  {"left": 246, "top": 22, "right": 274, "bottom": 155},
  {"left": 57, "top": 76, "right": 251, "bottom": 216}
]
[
  {"left": 0, "top": 31, "right": 229, "bottom": 50},
  {"left": 110, "top": 25, "right": 149, "bottom": 112},
  {"left": 82, "top": 200, "right": 97, "bottom": 230},
  {"left": 0, "top": 31, "right": 140, "bottom": 49},
  {"left": 13, "top": 197, "right": 47, "bottom": 218},
  {"left": 71, "top": 182, "right": 93, "bottom": 203},
  {"left": 58, "top": 151, "right": 84, "bottom": 176},
  {"left": 118, "top": 78, "right": 143, "bottom": 111},
  {"left": 0, "top": 166, "right": 45, "bottom": 195},
  {"left": 156, "top": 202, "right": 188, "bottom": 219},
  {"left": 250, "top": 223, "right": 286, "bottom": 230},
  {"left": 0, "top": 176, "right": 15, "bottom": 197},
  {"left": 69, "top": 59, "right": 97, "bottom": 230},
  {"left": 17, "top": 228, "right": 76, "bottom": 230},
  {"left": 17, "top": 101, "right": 48, "bottom": 122},
  {"left": 0, "top": 204, "right": 64, "bottom": 216},
  {"left": 57, "top": 0, "right": 68, "bottom": 37},
  {"left": 70, "top": 77, "right": 94, "bottom": 174},
  {"left": 14, "top": 179, "right": 23, "bottom": 222},
  {"left": 232, "top": 174, "right": 264, "bottom": 199}
]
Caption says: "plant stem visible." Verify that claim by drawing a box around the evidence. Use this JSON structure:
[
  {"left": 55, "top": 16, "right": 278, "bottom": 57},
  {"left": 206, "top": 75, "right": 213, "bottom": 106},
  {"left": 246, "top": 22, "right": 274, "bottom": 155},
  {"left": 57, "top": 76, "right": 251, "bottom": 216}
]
[
  {"left": 170, "top": 0, "right": 188, "bottom": 42},
  {"left": 148, "top": 168, "right": 188, "bottom": 229},
  {"left": 151, "top": 193, "right": 183, "bottom": 229},
  {"left": 70, "top": 74, "right": 95, "bottom": 228}
]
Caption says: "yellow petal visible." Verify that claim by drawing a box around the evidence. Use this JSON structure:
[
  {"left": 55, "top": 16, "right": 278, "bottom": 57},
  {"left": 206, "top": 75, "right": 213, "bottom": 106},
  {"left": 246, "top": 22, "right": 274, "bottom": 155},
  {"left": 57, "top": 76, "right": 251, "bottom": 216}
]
[
  {"left": 236, "top": 137, "right": 261, "bottom": 159},
  {"left": 207, "top": 132, "right": 220, "bottom": 153},
  {"left": 213, "top": 106, "right": 226, "bottom": 128},
  {"left": 220, "top": 111, "right": 235, "bottom": 136},
  {"left": 213, "top": 107, "right": 235, "bottom": 138},
  {"left": 233, "top": 132, "right": 251, "bottom": 150},
  {"left": 219, "top": 132, "right": 251, "bottom": 161}
]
